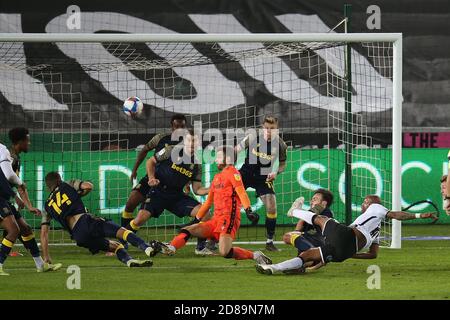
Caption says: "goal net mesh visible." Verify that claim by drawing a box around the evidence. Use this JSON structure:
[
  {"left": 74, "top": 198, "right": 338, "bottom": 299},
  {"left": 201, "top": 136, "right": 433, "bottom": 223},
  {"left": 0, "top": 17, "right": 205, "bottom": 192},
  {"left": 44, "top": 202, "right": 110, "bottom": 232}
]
[{"left": 0, "top": 38, "right": 395, "bottom": 247}]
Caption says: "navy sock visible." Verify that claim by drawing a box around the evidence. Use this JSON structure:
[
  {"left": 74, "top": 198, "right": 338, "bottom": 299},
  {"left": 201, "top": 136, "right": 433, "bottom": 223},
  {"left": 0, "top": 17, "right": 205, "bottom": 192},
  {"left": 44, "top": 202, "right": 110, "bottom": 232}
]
[
  {"left": 0, "top": 238, "right": 14, "bottom": 264},
  {"left": 123, "top": 230, "right": 149, "bottom": 252},
  {"left": 115, "top": 248, "right": 132, "bottom": 264},
  {"left": 265, "top": 218, "right": 277, "bottom": 240},
  {"left": 22, "top": 235, "right": 41, "bottom": 257},
  {"left": 121, "top": 217, "right": 133, "bottom": 228},
  {"left": 196, "top": 238, "right": 206, "bottom": 250}
]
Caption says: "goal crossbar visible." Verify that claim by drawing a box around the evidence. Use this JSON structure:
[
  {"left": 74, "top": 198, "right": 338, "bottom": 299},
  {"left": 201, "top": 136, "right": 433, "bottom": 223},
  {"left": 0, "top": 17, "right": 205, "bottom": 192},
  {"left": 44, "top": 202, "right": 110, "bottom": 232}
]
[{"left": 0, "top": 32, "right": 402, "bottom": 43}]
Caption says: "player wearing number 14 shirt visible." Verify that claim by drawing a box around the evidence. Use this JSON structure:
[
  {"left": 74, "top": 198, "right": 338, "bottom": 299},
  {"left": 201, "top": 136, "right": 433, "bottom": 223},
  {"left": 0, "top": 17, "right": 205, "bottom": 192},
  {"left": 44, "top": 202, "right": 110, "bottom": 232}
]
[{"left": 43, "top": 172, "right": 158, "bottom": 268}]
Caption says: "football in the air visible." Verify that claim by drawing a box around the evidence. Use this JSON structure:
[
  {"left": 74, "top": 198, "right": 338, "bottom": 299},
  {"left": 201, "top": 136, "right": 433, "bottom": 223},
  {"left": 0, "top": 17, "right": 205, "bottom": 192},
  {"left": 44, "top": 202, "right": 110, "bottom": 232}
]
[{"left": 123, "top": 96, "right": 144, "bottom": 117}]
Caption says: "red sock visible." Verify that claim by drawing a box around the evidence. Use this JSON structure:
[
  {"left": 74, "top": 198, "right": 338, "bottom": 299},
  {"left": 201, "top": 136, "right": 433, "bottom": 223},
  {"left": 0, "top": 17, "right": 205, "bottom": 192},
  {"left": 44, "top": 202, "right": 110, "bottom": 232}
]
[
  {"left": 232, "top": 247, "right": 254, "bottom": 260},
  {"left": 170, "top": 233, "right": 189, "bottom": 249}
]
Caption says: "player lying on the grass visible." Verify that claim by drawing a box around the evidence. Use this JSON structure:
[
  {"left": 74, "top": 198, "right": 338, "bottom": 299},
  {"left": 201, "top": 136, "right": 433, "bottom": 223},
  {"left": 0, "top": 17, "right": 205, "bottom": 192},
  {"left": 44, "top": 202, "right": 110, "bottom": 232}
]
[
  {"left": 151, "top": 145, "right": 272, "bottom": 265},
  {"left": 43, "top": 172, "right": 155, "bottom": 268},
  {"left": 124, "top": 129, "right": 212, "bottom": 255},
  {"left": 282, "top": 188, "right": 334, "bottom": 270},
  {"left": 0, "top": 134, "right": 61, "bottom": 276},
  {"left": 236, "top": 115, "right": 288, "bottom": 251},
  {"left": 256, "top": 194, "right": 438, "bottom": 275}
]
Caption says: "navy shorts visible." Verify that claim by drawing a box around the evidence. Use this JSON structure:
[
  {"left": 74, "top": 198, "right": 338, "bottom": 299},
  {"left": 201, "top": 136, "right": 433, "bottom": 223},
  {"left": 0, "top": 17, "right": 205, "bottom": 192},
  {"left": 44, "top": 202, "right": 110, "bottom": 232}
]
[
  {"left": 296, "top": 232, "right": 325, "bottom": 254},
  {"left": 140, "top": 188, "right": 200, "bottom": 218},
  {"left": 239, "top": 169, "right": 275, "bottom": 197},
  {"left": 0, "top": 198, "right": 21, "bottom": 220},
  {"left": 132, "top": 175, "right": 151, "bottom": 197},
  {"left": 71, "top": 214, "right": 120, "bottom": 254}
]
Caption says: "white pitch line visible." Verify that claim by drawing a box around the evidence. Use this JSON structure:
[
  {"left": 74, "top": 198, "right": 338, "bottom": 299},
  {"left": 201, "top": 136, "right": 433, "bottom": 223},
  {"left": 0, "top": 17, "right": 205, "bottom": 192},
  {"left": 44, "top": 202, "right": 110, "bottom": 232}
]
[{"left": 7, "top": 264, "right": 253, "bottom": 271}]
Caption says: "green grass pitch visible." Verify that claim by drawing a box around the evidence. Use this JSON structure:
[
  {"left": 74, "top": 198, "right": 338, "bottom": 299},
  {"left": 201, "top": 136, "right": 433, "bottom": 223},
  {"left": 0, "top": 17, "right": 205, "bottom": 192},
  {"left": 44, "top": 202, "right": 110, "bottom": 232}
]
[{"left": 2, "top": 225, "right": 450, "bottom": 300}]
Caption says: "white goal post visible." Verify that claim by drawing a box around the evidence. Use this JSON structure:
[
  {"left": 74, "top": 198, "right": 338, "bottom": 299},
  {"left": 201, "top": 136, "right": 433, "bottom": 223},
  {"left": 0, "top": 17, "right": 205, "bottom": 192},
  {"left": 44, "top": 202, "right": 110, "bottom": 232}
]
[{"left": 0, "top": 32, "right": 402, "bottom": 249}]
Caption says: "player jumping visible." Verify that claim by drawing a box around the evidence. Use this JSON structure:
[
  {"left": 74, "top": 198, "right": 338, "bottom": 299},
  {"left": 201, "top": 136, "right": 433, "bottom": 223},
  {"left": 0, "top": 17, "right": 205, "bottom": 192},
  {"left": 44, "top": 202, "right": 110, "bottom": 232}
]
[
  {"left": 43, "top": 172, "right": 155, "bottom": 268},
  {"left": 256, "top": 194, "right": 437, "bottom": 275},
  {"left": 0, "top": 129, "right": 62, "bottom": 276},
  {"left": 236, "top": 116, "right": 287, "bottom": 251},
  {"left": 124, "top": 129, "right": 210, "bottom": 252},
  {"left": 152, "top": 146, "right": 272, "bottom": 265},
  {"left": 122, "top": 114, "right": 187, "bottom": 229}
]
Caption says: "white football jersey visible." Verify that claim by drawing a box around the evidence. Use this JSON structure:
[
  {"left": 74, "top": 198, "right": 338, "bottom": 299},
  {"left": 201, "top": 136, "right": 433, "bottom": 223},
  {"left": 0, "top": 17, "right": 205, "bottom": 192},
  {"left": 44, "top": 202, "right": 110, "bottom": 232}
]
[
  {"left": 0, "top": 143, "right": 12, "bottom": 164},
  {"left": 350, "top": 203, "right": 389, "bottom": 251}
]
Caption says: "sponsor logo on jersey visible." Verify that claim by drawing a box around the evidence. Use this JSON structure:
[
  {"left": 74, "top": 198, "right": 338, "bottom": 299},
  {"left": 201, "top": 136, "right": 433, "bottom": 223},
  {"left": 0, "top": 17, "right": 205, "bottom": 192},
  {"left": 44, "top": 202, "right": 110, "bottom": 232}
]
[
  {"left": 251, "top": 148, "right": 274, "bottom": 161},
  {"left": 171, "top": 163, "right": 193, "bottom": 178},
  {"left": 234, "top": 174, "right": 241, "bottom": 181}
]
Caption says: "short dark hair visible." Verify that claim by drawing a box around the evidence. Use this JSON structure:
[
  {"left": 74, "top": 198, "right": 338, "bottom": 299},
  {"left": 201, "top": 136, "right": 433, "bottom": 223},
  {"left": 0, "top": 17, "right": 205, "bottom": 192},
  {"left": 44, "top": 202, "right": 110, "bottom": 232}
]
[
  {"left": 217, "top": 145, "right": 236, "bottom": 164},
  {"left": 314, "top": 188, "right": 334, "bottom": 207},
  {"left": 8, "top": 127, "right": 29, "bottom": 145},
  {"left": 441, "top": 175, "right": 447, "bottom": 183},
  {"left": 171, "top": 114, "right": 187, "bottom": 124},
  {"left": 45, "top": 171, "right": 62, "bottom": 187}
]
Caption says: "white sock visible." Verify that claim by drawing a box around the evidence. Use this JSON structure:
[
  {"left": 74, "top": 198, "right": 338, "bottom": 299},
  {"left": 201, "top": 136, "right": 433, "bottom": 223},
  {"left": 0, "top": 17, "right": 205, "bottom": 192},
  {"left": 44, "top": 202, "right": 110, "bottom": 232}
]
[
  {"left": 292, "top": 209, "right": 315, "bottom": 225},
  {"left": 266, "top": 239, "right": 273, "bottom": 244},
  {"left": 0, "top": 263, "right": 3, "bottom": 268},
  {"left": 33, "top": 256, "right": 44, "bottom": 269},
  {"left": 272, "top": 257, "right": 304, "bottom": 272}
]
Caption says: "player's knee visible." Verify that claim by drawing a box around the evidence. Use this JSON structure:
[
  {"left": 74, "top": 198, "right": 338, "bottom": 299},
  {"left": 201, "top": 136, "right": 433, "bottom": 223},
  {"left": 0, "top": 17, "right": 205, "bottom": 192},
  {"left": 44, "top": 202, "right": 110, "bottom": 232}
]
[
  {"left": 125, "top": 191, "right": 143, "bottom": 211},
  {"left": 134, "top": 211, "right": 150, "bottom": 226},
  {"left": 7, "top": 224, "right": 20, "bottom": 240},
  {"left": 108, "top": 241, "right": 120, "bottom": 252},
  {"left": 19, "top": 224, "right": 33, "bottom": 237}
]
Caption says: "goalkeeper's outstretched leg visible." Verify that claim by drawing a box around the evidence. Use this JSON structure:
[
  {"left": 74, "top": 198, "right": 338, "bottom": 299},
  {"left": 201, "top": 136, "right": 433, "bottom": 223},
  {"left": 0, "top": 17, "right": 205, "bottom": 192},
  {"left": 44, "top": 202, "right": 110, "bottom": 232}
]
[{"left": 153, "top": 221, "right": 272, "bottom": 265}]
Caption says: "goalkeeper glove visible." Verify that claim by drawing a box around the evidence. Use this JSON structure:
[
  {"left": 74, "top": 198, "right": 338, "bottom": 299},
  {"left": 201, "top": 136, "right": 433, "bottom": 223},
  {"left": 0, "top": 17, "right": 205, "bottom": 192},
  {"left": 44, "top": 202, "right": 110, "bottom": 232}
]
[{"left": 245, "top": 208, "right": 260, "bottom": 226}]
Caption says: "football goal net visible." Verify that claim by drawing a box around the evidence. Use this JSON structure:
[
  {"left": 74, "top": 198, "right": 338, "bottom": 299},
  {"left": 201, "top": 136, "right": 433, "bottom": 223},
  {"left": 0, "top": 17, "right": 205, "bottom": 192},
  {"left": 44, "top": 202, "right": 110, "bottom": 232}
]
[{"left": 0, "top": 32, "right": 402, "bottom": 248}]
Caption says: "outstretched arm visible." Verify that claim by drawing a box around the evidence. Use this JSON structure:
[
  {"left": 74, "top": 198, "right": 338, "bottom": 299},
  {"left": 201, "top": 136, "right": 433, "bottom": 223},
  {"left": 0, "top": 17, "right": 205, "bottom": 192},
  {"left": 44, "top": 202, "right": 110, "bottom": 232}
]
[
  {"left": 131, "top": 134, "right": 163, "bottom": 183},
  {"left": 131, "top": 145, "right": 151, "bottom": 182},
  {"left": 68, "top": 179, "right": 93, "bottom": 197},
  {"left": 17, "top": 183, "right": 40, "bottom": 215},
  {"left": 352, "top": 243, "right": 379, "bottom": 259},
  {"left": 195, "top": 189, "right": 214, "bottom": 220},
  {"left": 40, "top": 211, "right": 52, "bottom": 263},
  {"left": 145, "top": 156, "right": 160, "bottom": 187},
  {"left": 387, "top": 211, "right": 437, "bottom": 222},
  {"left": 192, "top": 181, "right": 210, "bottom": 196}
]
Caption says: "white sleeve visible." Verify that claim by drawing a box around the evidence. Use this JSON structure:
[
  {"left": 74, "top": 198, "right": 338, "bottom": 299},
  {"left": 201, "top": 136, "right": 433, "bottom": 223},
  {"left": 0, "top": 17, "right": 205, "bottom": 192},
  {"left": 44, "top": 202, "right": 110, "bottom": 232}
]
[
  {"left": 0, "top": 148, "right": 23, "bottom": 186},
  {"left": 367, "top": 203, "right": 389, "bottom": 219}
]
